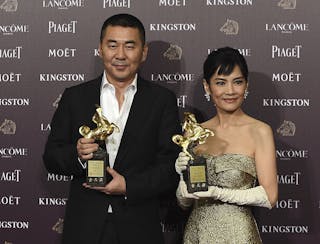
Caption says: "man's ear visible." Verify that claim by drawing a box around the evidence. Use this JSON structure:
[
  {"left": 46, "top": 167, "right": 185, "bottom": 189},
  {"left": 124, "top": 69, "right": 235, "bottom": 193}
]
[
  {"left": 141, "top": 45, "right": 148, "bottom": 62},
  {"left": 98, "top": 43, "right": 102, "bottom": 58}
]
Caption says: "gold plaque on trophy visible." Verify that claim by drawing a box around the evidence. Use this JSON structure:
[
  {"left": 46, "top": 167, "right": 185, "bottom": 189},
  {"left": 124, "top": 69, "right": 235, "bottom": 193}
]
[
  {"left": 172, "top": 112, "right": 214, "bottom": 192},
  {"left": 87, "top": 160, "right": 105, "bottom": 178},
  {"left": 189, "top": 165, "right": 207, "bottom": 183}
]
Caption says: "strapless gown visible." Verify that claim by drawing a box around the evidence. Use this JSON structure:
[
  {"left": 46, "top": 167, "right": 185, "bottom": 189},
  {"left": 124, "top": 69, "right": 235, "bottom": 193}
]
[{"left": 183, "top": 154, "right": 262, "bottom": 244}]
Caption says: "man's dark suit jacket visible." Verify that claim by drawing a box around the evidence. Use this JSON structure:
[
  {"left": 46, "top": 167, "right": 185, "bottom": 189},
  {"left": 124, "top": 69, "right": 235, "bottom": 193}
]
[{"left": 43, "top": 76, "right": 180, "bottom": 244}]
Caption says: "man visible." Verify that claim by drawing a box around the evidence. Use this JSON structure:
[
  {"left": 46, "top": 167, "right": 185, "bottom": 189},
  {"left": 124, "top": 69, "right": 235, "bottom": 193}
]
[{"left": 43, "top": 14, "right": 180, "bottom": 244}]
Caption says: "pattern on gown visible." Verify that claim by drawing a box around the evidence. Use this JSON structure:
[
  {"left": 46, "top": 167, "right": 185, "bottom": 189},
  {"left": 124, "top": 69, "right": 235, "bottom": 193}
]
[{"left": 183, "top": 154, "right": 262, "bottom": 244}]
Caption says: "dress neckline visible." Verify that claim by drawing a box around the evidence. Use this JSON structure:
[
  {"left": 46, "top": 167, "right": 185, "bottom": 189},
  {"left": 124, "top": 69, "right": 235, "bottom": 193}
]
[{"left": 201, "top": 153, "right": 255, "bottom": 161}]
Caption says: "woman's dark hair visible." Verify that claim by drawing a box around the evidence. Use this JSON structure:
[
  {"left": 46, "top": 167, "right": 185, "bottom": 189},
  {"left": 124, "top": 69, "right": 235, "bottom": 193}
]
[
  {"left": 203, "top": 47, "right": 248, "bottom": 83},
  {"left": 100, "top": 13, "right": 146, "bottom": 45}
]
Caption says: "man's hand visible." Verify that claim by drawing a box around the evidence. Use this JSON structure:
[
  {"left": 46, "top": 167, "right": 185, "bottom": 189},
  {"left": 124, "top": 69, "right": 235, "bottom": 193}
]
[
  {"left": 83, "top": 167, "right": 126, "bottom": 195},
  {"left": 77, "top": 138, "right": 99, "bottom": 161}
]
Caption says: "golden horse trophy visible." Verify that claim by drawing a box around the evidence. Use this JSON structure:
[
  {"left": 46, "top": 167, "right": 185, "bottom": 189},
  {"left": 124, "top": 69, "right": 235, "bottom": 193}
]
[
  {"left": 79, "top": 106, "right": 119, "bottom": 186},
  {"left": 172, "top": 112, "right": 214, "bottom": 192}
]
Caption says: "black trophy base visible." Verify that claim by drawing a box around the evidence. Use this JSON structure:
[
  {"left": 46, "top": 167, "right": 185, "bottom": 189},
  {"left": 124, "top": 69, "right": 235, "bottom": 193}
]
[
  {"left": 183, "top": 156, "right": 208, "bottom": 193},
  {"left": 86, "top": 147, "right": 111, "bottom": 187}
]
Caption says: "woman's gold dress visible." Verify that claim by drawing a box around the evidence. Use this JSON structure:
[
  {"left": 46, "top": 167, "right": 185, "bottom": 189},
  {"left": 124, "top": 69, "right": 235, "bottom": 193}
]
[{"left": 183, "top": 153, "right": 262, "bottom": 244}]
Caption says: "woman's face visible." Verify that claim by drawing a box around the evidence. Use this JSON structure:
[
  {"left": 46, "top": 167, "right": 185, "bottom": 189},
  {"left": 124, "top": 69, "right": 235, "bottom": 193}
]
[{"left": 203, "top": 65, "right": 248, "bottom": 113}]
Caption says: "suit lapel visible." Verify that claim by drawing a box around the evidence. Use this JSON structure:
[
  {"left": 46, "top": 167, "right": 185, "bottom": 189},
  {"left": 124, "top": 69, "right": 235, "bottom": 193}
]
[
  {"left": 77, "top": 76, "right": 102, "bottom": 128},
  {"left": 115, "top": 78, "right": 152, "bottom": 167},
  {"left": 84, "top": 76, "right": 101, "bottom": 107}
]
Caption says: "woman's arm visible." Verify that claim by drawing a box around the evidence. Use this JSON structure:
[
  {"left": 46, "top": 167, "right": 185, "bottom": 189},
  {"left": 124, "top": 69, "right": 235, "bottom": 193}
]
[{"left": 253, "top": 123, "right": 278, "bottom": 207}]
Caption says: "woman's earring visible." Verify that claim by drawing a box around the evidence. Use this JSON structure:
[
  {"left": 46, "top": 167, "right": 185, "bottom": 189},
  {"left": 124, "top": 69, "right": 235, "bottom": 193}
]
[
  {"left": 204, "top": 93, "right": 211, "bottom": 101},
  {"left": 244, "top": 89, "right": 249, "bottom": 99}
]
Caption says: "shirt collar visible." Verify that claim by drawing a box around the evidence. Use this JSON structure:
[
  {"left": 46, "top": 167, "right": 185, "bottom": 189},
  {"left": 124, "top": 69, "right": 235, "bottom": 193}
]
[{"left": 101, "top": 71, "right": 137, "bottom": 92}]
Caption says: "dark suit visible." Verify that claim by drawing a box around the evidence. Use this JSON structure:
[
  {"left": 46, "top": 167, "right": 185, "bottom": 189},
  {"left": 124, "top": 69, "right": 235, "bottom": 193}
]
[{"left": 43, "top": 76, "right": 180, "bottom": 244}]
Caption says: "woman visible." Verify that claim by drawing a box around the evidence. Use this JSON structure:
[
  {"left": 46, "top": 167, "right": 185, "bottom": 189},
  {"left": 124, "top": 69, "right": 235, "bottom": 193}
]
[{"left": 175, "top": 47, "right": 278, "bottom": 243}]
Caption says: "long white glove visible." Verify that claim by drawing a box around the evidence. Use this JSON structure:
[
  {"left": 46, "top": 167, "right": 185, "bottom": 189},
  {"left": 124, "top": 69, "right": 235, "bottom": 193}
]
[
  {"left": 176, "top": 180, "right": 198, "bottom": 209},
  {"left": 175, "top": 152, "right": 190, "bottom": 175},
  {"left": 193, "top": 185, "right": 272, "bottom": 209}
]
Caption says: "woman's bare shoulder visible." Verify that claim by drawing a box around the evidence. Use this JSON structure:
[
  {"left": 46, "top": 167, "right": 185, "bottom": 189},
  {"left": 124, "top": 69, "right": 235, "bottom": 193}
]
[
  {"left": 245, "top": 115, "right": 272, "bottom": 134},
  {"left": 200, "top": 117, "right": 217, "bottom": 129}
]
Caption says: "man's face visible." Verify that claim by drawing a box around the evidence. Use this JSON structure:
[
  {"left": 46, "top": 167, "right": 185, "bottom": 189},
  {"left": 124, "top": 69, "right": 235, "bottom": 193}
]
[{"left": 99, "top": 26, "right": 148, "bottom": 85}]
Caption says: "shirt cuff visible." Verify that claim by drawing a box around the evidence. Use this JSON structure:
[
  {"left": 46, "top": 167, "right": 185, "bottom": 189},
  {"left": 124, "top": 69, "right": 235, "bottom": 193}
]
[{"left": 78, "top": 157, "right": 87, "bottom": 169}]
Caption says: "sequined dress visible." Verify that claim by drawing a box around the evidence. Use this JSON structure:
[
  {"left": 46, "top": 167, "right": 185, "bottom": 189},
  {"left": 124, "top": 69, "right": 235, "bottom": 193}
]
[{"left": 183, "top": 154, "right": 262, "bottom": 244}]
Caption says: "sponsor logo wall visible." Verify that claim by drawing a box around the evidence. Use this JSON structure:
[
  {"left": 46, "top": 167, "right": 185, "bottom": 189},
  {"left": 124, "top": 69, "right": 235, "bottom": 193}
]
[{"left": 1, "top": 0, "right": 319, "bottom": 243}]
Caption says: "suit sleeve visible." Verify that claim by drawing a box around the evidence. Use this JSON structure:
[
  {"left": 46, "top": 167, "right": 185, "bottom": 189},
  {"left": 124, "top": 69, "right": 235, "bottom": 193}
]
[
  {"left": 124, "top": 90, "right": 181, "bottom": 204},
  {"left": 42, "top": 88, "right": 84, "bottom": 177}
]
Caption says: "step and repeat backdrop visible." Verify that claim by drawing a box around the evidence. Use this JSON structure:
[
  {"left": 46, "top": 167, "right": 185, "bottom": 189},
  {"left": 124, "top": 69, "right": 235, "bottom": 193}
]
[{"left": 1, "top": 0, "right": 319, "bottom": 243}]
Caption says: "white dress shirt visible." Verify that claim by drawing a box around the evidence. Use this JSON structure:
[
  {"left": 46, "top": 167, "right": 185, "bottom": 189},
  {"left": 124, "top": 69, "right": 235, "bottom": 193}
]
[
  {"left": 100, "top": 72, "right": 137, "bottom": 168},
  {"left": 101, "top": 72, "right": 137, "bottom": 212}
]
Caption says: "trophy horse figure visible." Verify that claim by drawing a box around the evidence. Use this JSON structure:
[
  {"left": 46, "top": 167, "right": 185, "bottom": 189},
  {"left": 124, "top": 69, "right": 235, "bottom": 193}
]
[
  {"left": 79, "top": 107, "right": 119, "bottom": 140},
  {"left": 172, "top": 112, "right": 214, "bottom": 160}
]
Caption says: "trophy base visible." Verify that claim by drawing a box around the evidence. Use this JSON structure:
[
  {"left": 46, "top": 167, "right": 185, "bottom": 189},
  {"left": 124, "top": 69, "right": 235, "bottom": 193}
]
[
  {"left": 183, "top": 156, "right": 208, "bottom": 193},
  {"left": 86, "top": 148, "right": 111, "bottom": 187}
]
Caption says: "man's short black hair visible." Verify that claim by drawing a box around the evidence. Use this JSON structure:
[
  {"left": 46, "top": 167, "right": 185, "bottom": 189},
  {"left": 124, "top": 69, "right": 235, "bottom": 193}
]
[{"left": 100, "top": 13, "right": 146, "bottom": 45}]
